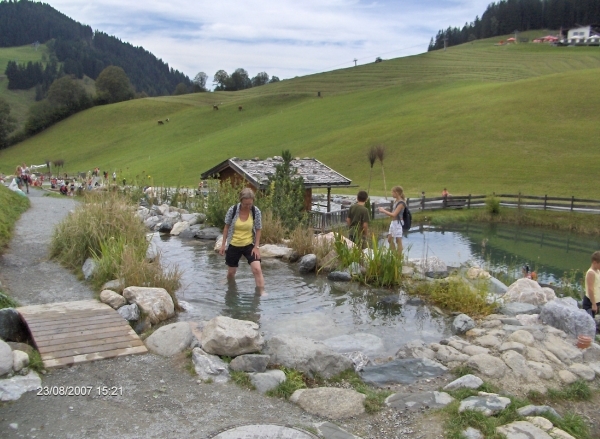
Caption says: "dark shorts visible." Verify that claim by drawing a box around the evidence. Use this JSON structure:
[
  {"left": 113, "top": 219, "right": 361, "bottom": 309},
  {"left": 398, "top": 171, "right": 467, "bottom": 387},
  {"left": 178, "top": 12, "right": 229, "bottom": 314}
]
[
  {"left": 225, "top": 244, "right": 261, "bottom": 268},
  {"left": 583, "top": 296, "right": 600, "bottom": 317}
]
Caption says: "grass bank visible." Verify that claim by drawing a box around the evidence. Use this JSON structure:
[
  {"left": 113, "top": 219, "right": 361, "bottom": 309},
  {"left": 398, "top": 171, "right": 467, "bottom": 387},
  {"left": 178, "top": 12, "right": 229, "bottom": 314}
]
[
  {"left": 0, "top": 184, "right": 29, "bottom": 253},
  {"left": 413, "top": 207, "right": 600, "bottom": 237}
]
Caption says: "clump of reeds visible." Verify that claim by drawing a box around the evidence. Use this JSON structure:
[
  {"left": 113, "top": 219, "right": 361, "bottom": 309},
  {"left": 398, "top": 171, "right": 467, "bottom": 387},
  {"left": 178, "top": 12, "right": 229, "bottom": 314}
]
[
  {"left": 260, "top": 210, "right": 286, "bottom": 244},
  {"left": 288, "top": 225, "right": 317, "bottom": 256}
]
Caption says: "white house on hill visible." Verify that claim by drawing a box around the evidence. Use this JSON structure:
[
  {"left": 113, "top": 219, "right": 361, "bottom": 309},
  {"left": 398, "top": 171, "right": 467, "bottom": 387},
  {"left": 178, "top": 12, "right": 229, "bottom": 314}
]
[{"left": 566, "top": 25, "right": 600, "bottom": 45}]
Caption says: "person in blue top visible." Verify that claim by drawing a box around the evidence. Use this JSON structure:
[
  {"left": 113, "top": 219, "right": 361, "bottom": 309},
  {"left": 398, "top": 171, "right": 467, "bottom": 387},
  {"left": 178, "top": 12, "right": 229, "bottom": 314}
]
[{"left": 219, "top": 188, "right": 265, "bottom": 294}]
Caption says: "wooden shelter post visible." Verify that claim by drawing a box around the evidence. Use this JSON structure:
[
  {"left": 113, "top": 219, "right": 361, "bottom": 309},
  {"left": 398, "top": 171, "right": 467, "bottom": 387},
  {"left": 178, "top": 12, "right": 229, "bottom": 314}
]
[{"left": 327, "top": 187, "right": 331, "bottom": 213}]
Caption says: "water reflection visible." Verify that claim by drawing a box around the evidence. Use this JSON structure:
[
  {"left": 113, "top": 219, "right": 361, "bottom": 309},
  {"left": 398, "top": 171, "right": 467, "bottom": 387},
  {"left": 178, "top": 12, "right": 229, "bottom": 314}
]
[{"left": 223, "top": 279, "right": 262, "bottom": 322}]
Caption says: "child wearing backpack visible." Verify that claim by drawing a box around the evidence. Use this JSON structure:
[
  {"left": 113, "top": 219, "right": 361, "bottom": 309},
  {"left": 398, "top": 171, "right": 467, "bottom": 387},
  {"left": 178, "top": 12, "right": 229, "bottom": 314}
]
[{"left": 378, "top": 186, "right": 409, "bottom": 255}]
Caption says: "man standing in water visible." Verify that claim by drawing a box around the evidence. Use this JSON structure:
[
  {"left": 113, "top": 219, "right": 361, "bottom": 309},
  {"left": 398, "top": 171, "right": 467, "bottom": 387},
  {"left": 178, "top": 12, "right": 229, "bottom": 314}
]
[{"left": 346, "top": 190, "right": 370, "bottom": 248}]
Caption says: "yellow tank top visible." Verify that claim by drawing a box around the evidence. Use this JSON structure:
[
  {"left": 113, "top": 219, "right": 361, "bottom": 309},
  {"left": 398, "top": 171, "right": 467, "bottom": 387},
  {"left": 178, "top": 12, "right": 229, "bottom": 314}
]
[
  {"left": 229, "top": 216, "right": 253, "bottom": 247},
  {"left": 585, "top": 268, "right": 600, "bottom": 301}
]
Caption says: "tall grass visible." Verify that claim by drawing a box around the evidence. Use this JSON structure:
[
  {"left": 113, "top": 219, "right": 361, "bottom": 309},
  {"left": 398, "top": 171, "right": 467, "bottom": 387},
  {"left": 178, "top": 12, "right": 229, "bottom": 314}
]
[
  {"left": 260, "top": 210, "right": 286, "bottom": 244},
  {"left": 409, "top": 277, "right": 498, "bottom": 317},
  {"left": 50, "top": 192, "right": 181, "bottom": 303},
  {"left": 287, "top": 225, "right": 316, "bottom": 256}
]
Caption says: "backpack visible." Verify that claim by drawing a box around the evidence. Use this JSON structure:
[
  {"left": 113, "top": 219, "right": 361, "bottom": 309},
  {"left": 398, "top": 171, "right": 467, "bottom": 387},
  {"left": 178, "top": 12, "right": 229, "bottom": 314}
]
[
  {"left": 231, "top": 203, "right": 256, "bottom": 221},
  {"left": 397, "top": 200, "right": 412, "bottom": 231}
]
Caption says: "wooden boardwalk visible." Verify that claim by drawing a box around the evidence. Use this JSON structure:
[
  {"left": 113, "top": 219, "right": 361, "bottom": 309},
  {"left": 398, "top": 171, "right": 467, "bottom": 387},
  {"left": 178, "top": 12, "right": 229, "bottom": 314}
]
[{"left": 18, "top": 300, "right": 147, "bottom": 369}]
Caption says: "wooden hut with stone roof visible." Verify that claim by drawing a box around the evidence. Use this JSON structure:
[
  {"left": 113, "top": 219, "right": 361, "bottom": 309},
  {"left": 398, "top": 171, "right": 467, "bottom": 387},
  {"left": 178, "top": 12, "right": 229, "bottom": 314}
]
[{"left": 201, "top": 156, "right": 352, "bottom": 211}]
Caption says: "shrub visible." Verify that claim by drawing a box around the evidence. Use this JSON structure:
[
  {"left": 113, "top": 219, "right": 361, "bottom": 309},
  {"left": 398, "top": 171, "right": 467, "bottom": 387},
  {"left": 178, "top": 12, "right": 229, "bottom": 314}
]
[
  {"left": 485, "top": 196, "right": 500, "bottom": 215},
  {"left": 203, "top": 179, "right": 244, "bottom": 228}
]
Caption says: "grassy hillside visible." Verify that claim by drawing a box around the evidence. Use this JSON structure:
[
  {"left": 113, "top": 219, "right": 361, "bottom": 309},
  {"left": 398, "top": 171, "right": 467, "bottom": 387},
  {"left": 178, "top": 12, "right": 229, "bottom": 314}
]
[
  {"left": 0, "top": 44, "right": 48, "bottom": 131},
  {"left": 0, "top": 35, "right": 599, "bottom": 198}
]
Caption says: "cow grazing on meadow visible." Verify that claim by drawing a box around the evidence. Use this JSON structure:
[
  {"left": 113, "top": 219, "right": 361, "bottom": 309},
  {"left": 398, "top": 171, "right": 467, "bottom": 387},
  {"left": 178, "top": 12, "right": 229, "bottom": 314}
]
[
  {"left": 213, "top": 105, "right": 219, "bottom": 110},
  {"left": 238, "top": 106, "right": 243, "bottom": 111},
  {"left": 157, "top": 120, "right": 164, "bottom": 125}
]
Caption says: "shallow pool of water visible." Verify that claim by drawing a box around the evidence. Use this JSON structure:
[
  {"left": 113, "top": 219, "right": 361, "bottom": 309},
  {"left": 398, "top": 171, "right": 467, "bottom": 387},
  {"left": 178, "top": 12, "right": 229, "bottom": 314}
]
[{"left": 153, "top": 222, "right": 599, "bottom": 358}]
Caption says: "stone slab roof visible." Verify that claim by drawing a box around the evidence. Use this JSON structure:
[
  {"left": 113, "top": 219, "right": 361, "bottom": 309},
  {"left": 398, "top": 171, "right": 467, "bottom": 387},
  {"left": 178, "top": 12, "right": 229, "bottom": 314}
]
[{"left": 201, "top": 157, "right": 352, "bottom": 189}]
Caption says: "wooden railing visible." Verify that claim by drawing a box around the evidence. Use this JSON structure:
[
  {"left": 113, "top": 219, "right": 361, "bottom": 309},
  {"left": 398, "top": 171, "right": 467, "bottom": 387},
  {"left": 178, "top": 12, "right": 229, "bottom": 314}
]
[{"left": 309, "top": 193, "right": 600, "bottom": 232}]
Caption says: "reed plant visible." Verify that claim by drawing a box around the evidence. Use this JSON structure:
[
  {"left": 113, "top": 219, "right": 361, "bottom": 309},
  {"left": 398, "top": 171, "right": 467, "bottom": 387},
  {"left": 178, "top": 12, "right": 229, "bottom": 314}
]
[
  {"left": 260, "top": 210, "right": 286, "bottom": 244},
  {"left": 361, "top": 235, "right": 402, "bottom": 287},
  {"left": 288, "top": 225, "right": 317, "bottom": 256}
]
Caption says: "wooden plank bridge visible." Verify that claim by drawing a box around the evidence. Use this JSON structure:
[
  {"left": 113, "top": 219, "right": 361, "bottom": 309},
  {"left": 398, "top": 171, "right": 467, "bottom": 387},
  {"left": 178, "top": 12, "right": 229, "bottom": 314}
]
[{"left": 18, "top": 300, "right": 147, "bottom": 369}]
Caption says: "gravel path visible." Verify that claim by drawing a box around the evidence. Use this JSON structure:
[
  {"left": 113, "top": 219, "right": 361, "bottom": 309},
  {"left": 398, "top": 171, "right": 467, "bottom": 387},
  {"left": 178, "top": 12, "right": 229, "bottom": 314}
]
[{"left": 0, "top": 189, "right": 443, "bottom": 439}]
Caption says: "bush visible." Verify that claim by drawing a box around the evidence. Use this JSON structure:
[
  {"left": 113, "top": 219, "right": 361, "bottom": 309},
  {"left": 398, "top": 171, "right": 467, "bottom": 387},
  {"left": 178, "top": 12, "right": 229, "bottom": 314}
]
[
  {"left": 485, "top": 196, "right": 500, "bottom": 215},
  {"left": 203, "top": 179, "right": 244, "bottom": 228}
]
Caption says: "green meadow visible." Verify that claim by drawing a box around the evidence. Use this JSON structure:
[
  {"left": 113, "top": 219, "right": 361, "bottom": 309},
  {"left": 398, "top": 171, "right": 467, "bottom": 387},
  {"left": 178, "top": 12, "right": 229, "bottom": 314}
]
[
  {"left": 1, "top": 34, "right": 599, "bottom": 198},
  {"left": 0, "top": 44, "right": 49, "bottom": 131}
]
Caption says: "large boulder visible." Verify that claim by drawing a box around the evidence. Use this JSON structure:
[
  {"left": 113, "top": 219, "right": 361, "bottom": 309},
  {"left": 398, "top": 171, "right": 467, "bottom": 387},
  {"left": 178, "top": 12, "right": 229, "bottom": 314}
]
[
  {"left": 500, "top": 302, "right": 540, "bottom": 316},
  {"left": 145, "top": 322, "right": 193, "bottom": 356},
  {"left": 200, "top": 316, "right": 264, "bottom": 356},
  {"left": 540, "top": 298, "right": 596, "bottom": 338},
  {"left": 0, "top": 308, "right": 29, "bottom": 342},
  {"left": 248, "top": 370, "right": 286, "bottom": 394},
  {"left": 229, "top": 354, "right": 270, "bottom": 373},
  {"left": 82, "top": 258, "right": 97, "bottom": 280},
  {"left": 122, "top": 287, "right": 175, "bottom": 325},
  {"left": 170, "top": 221, "right": 190, "bottom": 236},
  {"left": 118, "top": 303, "right": 140, "bottom": 321},
  {"left": 264, "top": 336, "right": 353, "bottom": 379},
  {"left": 290, "top": 387, "right": 365, "bottom": 419},
  {"left": 453, "top": 314, "right": 476, "bottom": 334},
  {"left": 503, "top": 279, "right": 553, "bottom": 306}
]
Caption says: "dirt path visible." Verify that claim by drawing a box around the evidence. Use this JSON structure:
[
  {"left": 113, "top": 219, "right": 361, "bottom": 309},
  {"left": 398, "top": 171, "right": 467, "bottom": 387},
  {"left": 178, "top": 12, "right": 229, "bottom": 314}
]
[{"left": 0, "top": 189, "right": 442, "bottom": 439}]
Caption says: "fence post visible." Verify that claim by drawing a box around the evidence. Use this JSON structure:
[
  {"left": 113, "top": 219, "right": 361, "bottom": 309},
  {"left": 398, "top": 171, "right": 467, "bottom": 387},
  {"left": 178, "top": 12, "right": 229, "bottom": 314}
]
[
  {"left": 518, "top": 192, "right": 521, "bottom": 209},
  {"left": 371, "top": 202, "right": 375, "bottom": 219},
  {"left": 321, "top": 211, "right": 326, "bottom": 234},
  {"left": 467, "top": 194, "right": 471, "bottom": 209},
  {"left": 570, "top": 196, "right": 574, "bottom": 212},
  {"left": 421, "top": 193, "right": 425, "bottom": 210},
  {"left": 544, "top": 194, "right": 547, "bottom": 210}
]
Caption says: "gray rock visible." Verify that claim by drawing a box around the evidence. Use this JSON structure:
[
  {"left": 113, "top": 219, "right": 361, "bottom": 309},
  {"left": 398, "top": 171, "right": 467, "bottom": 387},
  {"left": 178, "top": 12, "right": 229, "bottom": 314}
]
[
  {"left": 248, "top": 369, "right": 286, "bottom": 393},
  {"left": 101, "top": 279, "right": 124, "bottom": 293},
  {"left": 489, "top": 277, "right": 509, "bottom": 295},
  {"left": 462, "top": 345, "right": 490, "bottom": 356},
  {"left": 508, "top": 330, "right": 535, "bottom": 346},
  {"left": 265, "top": 336, "right": 353, "bottom": 379},
  {"left": 145, "top": 322, "right": 193, "bottom": 357},
  {"left": 123, "top": 286, "right": 175, "bottom": 324},
  {"left": 158, "top": 221, "right": 174, "bottom": 234},
  {"left": 463, "top": 427, "right": 484, "bottom": 439},
  {"left": 117, "top": 303, "right": 140, "bottom": 321},
  {"left": 568, "top": 363, "right": 595, "bottom": 381},
  {"left": 298, "top": 254, "right": 318, "bottom": 273},
  {"left": 0, "top": 339, "right": 14, "bottom": 376},
  {"left": 0, "top": 308, "right": 29, "bottom": 342},
  {"left": 501, "top": 350, "right": 532, "bottom": 380},
  {"left": 473, "top": 335, "right": 502, "bottom": 349},
  {"left": 314, "top": 422, "right": 361, "bottom": 439},
  {"left": 500, "top": 318, "right": 522, "bottom": 326},
  {"left": 201, "top": 316, "right": 264, "bottom": 356},
  {"left": 558, "top": 370, "right": 578, "bottom": 384},
  {"left": 503, "top": 279, "right": 553, "bottom": 305},
  {"left": 499, "top": 342, "right": 526, "bottom": 355},
  {"left": 360, "top": 358, "right": 448, "bottom": 387},
  {"left": 443, "top": 374, "right": 483, "bottom": 391},
  {"left": 435, "top": 345, "right": 470, "bottom": 363},
  {"left": 589, "top": 362, "right": 600, "bottom": 375},
  {"left": 395, "top": 339, "right": 436, "bottom": 361},
  {"left": 178, "top": 224, "right": 203, "bottom": 239},
  {"left": 582, "top": 343, "right": 600, "bottom": 363},
  {"left": 385, "top": 391, "right": 454, "bottom": 410},
  {"left": 82, "top": 257, "right": 96, "bottom": 280},
  {"left": 467, "top": 354, "right": 508, "bottom": 378},
  {"left": 527, "top": 361, "right": 554, "bottom": 380},
  {"left": 499, "top": 302, "right": 540, "bottom": 316},
  {"left": 327, "top": 271, "right": 352, "bottom": 282},
  {"left": 497, "top": 421, "right": 552, "bottom": 439},
  {"left": 181, "top": 213, "right": 201, "bottom": 225},
  {"left": 459, "top": 394, "right": 511, "bottom": 416},
  {"left": 322, "top": 333, "right": 384, "bottom": 357},
  {"left": 342, "top": 351, "right": 371, "bottom": 372},
  {"left": 517, "top": 405, "right": 561, "bottom": 419},
  {"left": 290, "top": 387, "right": 365, "bottom": 419},
  {"left": 12, "top": 350, "right": 29, "bottom": 373},
  {"left": 452, "top": 314, "right": 475, "bottom": 334},
  {"left": 99, "top": 290, "right": 126, "bottom": 309},
  {"left": 259, "top": 244, "right": 293, "bottom": 258},
  {"left": 229, "top": 354, "right": 270, "bottom": 373},
  {"left": 540, "top": 300, "right": 597, "bottom": 338},
  {"left": 195, "top": 226, "right": 222, "bottom": 240},
  {"left": 542, "top": 334, "right": 582, "bottom": 365},
  {"left": 0, "top": 371, "right": 41, "bottom": 401},
  {"left": 146, "top": 242, "right": 159, "bottom": 262},
  {"left": 192, "top": 347, "right": 230, "bottom": 383},
  {"left": 144, "top": 215, "right": 161, "bottom": 230}
]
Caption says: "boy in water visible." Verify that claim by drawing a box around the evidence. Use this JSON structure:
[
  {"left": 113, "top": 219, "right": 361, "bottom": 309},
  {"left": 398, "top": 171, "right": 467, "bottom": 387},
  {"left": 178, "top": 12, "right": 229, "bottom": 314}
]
[{"left": 346, "top": 190, "right": 370, "bottom": 248}]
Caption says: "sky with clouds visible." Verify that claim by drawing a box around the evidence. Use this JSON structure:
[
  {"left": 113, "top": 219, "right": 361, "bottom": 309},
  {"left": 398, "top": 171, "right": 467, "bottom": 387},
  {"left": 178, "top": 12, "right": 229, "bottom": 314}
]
[{"left": 45, "top": 0, "right": 492, "bottom": 85}]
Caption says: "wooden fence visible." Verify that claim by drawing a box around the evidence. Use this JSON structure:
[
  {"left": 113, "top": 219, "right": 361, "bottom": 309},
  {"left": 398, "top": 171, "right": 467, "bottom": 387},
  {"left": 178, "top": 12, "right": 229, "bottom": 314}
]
[{"left": 308, "top": 193, "right": 600, "bottom": 232}]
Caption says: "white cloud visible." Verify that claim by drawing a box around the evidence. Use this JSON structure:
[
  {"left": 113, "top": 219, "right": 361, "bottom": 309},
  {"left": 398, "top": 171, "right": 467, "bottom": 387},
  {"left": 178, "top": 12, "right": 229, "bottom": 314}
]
[{"left": 44, "top": 0, "right": 492, "bottom": 82}]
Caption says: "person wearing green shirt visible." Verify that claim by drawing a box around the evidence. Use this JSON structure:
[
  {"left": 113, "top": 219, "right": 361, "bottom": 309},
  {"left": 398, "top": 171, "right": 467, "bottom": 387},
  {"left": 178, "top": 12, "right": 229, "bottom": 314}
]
[{"left": 346, "top": 190, "right": 370, "bottom": 248}]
